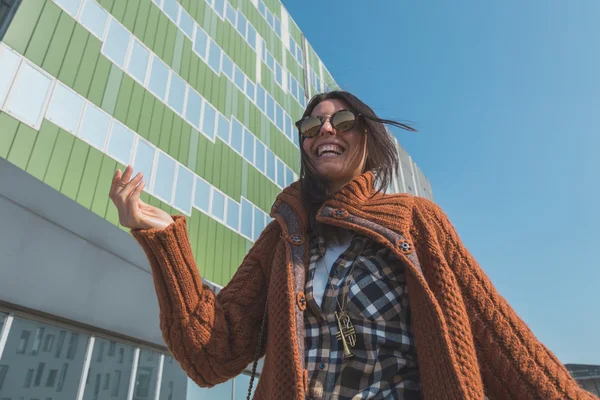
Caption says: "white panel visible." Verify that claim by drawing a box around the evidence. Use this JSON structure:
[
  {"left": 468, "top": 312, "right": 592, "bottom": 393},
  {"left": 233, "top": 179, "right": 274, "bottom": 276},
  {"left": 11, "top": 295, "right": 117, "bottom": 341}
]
[
  {"left": 4, "top": 62, "right": 53, "bottom": 130},
  {"left": 45, "top": 83, "right": 85, "bottom": 134},
  {"left": 0, "top": 45, "right": 23, "bottom": 109}
]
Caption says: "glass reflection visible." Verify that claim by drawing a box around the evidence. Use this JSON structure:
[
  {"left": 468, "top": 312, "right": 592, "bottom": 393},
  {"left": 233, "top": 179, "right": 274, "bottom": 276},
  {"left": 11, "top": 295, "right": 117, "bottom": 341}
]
[
  {"left": 174, "top": 166, "right": 193, "bottom": 214},
  {"left": 0, "top": 45, "right": 21, "bottom": 105},
  {"left": 230, "top": 119, "right": 243, "bottom": 153},
  {"left": 201, "top": 102, "right": 216, "bottom": 139},
  {"left": 46, "top": 83, "right": 85, "bottom": 134},
  {"left": 83, "top": 338, "right": 136, "bottom": 400},
  {"left": 133, "top": 140, "right": 156, "bottom": 185},
  {"left": 234, "top": 373, "right": 258, "bottom": 400},
  {"left": 266, "top": 150, "right": 275, "bottom": 182},
  {"left": 241, "top": 199, "right": 253, "bottom": 239},
  {"left": 178, "top": 10, "right": 194, "bottom": 39},
  {"left": 79, "top": 0, "right": 108, "bottom": 39},
  {"left": 208, "top": 41, "right": 221, "bottom": 73},
  {"left": 78, "top": 104, "right": 111, "bottom": 150},
  {"left": 194, "top": 178, "right": 211, "bottom": 213},
  {"left": 246, "top": 81, "right": 255, "bottom": 102},
  {"left": 226, "top": 199, "right": 239, "bottom": 231},
  {"left": 133, "top": 349, "right": 159, "bottom": 400},
  {"left": 167, "top": 75, "right": 186, "bottom": 115},
  {"left": 159, "top": 355, "right": 187, "bottom": 400},
  {"left": 103, "top": 20, "right": 130, "bottom": 68},
  {"left": 194, "top": 28, "right": 208, "bottom": 59},
  {"left": 217, "top": 114, "right": 230, "bottom": 142},
  {"left": 148, "top": 56, "right": 169, "bottom": 100},
  {"left": 55, "top": 0, "right": 82, "bottom": 17},
  {"left": 266, "top": 95, "right": 274, "bottom": 121},
  {"left": 254, "top": 141, "right": 265, "bottom": 173},
  {"left": 253, "top": 207, "right": 265, "bottom": 242},
  {"left": 243, "top": 129, "right": 254, "bottom": 164},
  {"left": 0, "top": 317, "right": 89, "bottom": 399},
  {"left": 128, "top": 40, "right": 150, "bottom": 84},
  {"left": 153, "top": 153, "right": 176, "bottom": 202},
  {"left": 234, "top": 66, "right": 245, "bottom": 91},
  {"left": 185, "top": 89, "right": 201, "bottom": 128},
  {"left": 211, "top": 190, "right": 225, "bottom": 221},
  {"left": 5, "top": 63, "right": 52, "bottom": 128},
  {"left": 107, "top": 121, "right": 135, "bottom": 165},
  {"left": 221, "top": 53, "right": 233, "bottom": 79},
  {"left": 276, "top": 159, "right": 285, "bottom": 188}
]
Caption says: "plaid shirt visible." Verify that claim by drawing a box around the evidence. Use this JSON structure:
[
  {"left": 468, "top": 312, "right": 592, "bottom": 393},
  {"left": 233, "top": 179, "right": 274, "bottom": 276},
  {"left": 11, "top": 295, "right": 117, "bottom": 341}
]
[{"left": 304, "top": 233, "right": 421, "bottom": 400}]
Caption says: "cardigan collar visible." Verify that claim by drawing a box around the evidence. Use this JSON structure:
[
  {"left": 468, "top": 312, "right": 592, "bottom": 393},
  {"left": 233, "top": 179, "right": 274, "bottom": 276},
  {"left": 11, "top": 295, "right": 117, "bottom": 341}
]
[{"left": 270, "top": 171, "right": 380, "bottom": 233}]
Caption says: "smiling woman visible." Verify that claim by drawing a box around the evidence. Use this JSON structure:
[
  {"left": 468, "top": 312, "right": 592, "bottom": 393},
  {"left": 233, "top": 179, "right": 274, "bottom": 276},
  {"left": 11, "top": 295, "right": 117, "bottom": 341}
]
[{"left": 109, "top": 90, "right": 595, "bottom": 400}]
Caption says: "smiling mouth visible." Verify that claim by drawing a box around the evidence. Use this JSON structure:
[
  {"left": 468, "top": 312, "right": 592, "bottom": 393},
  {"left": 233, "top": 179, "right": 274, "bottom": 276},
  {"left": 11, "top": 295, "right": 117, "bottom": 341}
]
[{"left": 317, "top": 144, "right": 345, "bottom": 158}]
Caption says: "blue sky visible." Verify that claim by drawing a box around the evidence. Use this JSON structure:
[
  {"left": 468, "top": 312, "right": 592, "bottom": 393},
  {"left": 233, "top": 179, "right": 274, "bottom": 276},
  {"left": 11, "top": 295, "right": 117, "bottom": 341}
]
[{"left": 282, "top": 1, "right": 600, "bottom": 364}]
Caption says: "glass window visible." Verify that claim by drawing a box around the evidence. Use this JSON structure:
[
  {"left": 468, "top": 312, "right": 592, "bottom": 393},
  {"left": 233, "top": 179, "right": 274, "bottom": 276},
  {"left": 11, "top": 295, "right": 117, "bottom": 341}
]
[
  {"left": 290, "top": 76, "right": 297, "bottom": 98},
  {"left": 133, "top": 349, "right": 160, "bottom": 400},
  {"left": 78, "top": 104, "right": 111, "bottom": 150},
  {"left": 243, "top": 128, "right": 254, "bottom": 164},
  {"left": 274, "top": 17, "right": 281, "bottom": 37},
  {"left": 193, "top": 28, "right": 208, "bottom": 59},
  {"left": 159, "top": 355, "right": 187, "bottom": 400},
  {"left": 275, "top": 104, "right": 284, "bottom": 132},
  {"left": 236, "top": 12, "right": 247, "bottom": 37},
  {"left": 185, "top": 88, "right": 201, "bottom": 129},
  {"left": 221, "top": 53, "right": 233, "bottom": 79},
  {"left": 283, "top": 113, "right": 290, "bottom": 139},
  {"left": 4, "top": 63, "right": 52, "bottom": 129},
  {"left": 225, "top": 3, "right": 236, "bottom": 26},
  {"left": 275, "top": 64, "right": 283, "bottom": 86},
  {"left": 167, "top": 74, "right": 186, "bottom": 115},
  {"left": 267, "top": 11, "right": 274, "bottom": 29},
  {"left": 211, "top": 190, "right": 225, "bottom": 221},
  {"left": 0, "top": 45, "right": 20, "bottom": 107},
  {"left": 55, "top": 0, "right": 81, "bottom": 17},
  {"left": 276, "top": 158, "right": 285, "bottom": 187},
  {"left": 247, "top": 24, "right": 257, "bottom": 50},
  {"left": 240, "top": 199, "right": 253, "bottom": 239},
  {"left": 266, "top": 94, "right": 274, "bottom": 121},
  {"left": 163, "top": 0, "right": 179, "bottom": 22},
  {"left": 245, "top": 79, "right": 255, "bottom": 102},
  {"left": 153, "top": 152, "right": 176, "bottom": 202},
  {"left": 258, "top": 1, "right": 266, "bottom": 17},
  {"left": 286, "top": 166, "right": 295, "bottom": 187},
  {"left": 103, "top": 19, "right": 130, "bottom": 68},
  {"left": 201, "top": 102, "right": 216, "bottom": 139},
  {"left": 79, "top": 0, "right": 108, "bottom": 39},
  {"left": 194, "top": 177, "right": 211, "bottom": 212},
  {"left": 230, "top": 118, "right": 243, "bottom": 153},
  {"left": 234, "top": 66, "right": 245, "bottom": 91},
  {"left": 107, "top": 120, "right": 135, "bottom": 165},
  {"left": 127, "top": 39, "right": 150, "bottom": 84},
  {"left": 0, "top": 317, "right": 88, "bottom": 398},
  {"left": 256, "top": 84, "right": 265, "bottom": 111},
  {"left": 266, "top": 150, "right": 275, "bottom": 182},
  {"left": 226, "top": 198, "right": 239, "bottom": 231},
  {"left": 46, "top": 83, "right": 85, "bottom": 134},
  {"left": 298, "top": 85, "right": 305, "bottom": 103},
  {"left": 213, "top": 0, "right": 225, "bottom": 18},
  {"left": 254, "top": 140, "right": 265, "bottom": 173},
  {"left": 207, "top": 40, "right": 221, "bottom": 73},
  {"left": 266, "top": 52, "right": 274, "bottom": 71},
  {"left": 148, "top": 56, "right": 169, "bottom": 101},
  {"left": 189, "top": 379, "right": 233, "bottom": 399},
  {"left": 83, "top": 338, "right": 135, "bottom": 400},
  {"left": 216, "top": 113, "right": 230, "bottom": 143},
  {"left": 254, "top": 207, "right": 266, "bottom": 241},
  {"left": 133, "top": 139, "right": 156, "bottom": 185},
  {"left": 178, "top": 9, "right": 194, "bottom": 39}
]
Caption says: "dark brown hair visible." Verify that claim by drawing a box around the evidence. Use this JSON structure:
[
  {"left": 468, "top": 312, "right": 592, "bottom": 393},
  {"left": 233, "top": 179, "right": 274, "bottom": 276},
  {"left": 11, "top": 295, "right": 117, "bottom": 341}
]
[{"left": 299, "top": 91, "right": 416, "bottom": 239}]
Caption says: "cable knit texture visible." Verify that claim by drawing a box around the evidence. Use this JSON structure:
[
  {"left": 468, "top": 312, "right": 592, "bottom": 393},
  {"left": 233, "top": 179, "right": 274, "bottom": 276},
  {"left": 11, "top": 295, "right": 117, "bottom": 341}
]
[{"left": 132, "top": 172, "right": 595, "bottom": 400}]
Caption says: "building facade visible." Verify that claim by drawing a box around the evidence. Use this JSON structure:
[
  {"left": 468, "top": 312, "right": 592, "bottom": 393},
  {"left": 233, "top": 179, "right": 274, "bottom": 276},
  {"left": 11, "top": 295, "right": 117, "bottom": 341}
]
[
  {"left": 0, "top": 0, "right": 432, "bottom": 399},
  {"left": 566, "top": 364, "right": 600, "bottom": 397}
]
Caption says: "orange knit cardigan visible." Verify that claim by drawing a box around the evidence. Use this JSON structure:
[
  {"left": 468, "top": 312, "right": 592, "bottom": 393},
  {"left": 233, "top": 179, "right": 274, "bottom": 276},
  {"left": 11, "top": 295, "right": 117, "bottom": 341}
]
[{"left": 132, "top": 172, "right": 594, "bottom": 400}]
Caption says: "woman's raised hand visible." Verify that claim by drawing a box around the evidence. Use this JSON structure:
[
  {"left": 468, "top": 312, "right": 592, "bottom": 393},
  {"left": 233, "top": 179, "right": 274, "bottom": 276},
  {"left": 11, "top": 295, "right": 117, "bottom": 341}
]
[{"left": 108, "top": 165, "right": 174, "bottom": 231}]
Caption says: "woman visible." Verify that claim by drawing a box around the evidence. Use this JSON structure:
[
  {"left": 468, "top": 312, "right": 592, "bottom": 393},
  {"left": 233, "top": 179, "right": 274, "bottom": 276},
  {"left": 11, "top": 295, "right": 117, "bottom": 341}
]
[{"left": 109, "top": 91, "right": 594, "bottom": 399}]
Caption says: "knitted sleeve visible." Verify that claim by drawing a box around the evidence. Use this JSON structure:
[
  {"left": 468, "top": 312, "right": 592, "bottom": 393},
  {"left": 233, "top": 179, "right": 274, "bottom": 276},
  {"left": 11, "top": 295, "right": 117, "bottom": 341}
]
[
  {"left": 131, "top": 216, "right": 279, "bottom": 388},
  {"left": 415, "top": 198, "right": 596, "bottom": 400}
]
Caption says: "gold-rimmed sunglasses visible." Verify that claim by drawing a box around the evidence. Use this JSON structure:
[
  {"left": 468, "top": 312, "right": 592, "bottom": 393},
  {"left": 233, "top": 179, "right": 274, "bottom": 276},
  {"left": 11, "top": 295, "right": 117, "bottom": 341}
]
[{"left": 295, "top": 109, "right": 361, "bottom": 139}]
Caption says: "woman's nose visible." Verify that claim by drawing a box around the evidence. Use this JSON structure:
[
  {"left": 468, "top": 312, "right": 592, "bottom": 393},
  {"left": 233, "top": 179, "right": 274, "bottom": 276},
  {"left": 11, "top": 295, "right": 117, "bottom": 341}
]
[{"left": 319, "top": 119, "right": 336, "bottom": 136}]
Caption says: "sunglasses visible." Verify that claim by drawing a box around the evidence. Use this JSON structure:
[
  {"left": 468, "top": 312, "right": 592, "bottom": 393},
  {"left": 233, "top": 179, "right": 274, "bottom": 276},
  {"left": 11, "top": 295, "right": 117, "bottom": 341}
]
[{"left": 295, "top": 109, "right": 361, "bottom": 139}]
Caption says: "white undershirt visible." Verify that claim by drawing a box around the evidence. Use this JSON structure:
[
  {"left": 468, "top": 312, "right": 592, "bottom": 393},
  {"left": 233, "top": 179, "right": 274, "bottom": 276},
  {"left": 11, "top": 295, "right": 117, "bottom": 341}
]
[{"left": 312, "top": 235, "right": 352, "bottom": 308}]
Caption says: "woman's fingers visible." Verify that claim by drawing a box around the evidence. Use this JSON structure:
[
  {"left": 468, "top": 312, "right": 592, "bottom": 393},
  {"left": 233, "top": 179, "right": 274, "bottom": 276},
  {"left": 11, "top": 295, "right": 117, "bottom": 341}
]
[
  {"left": 119, "top": 165, "right": 133, "bottom": 186},
  {"left": 130, "top": 179, "right": 145, "bottom": 205},
  {"left": 108, "top": 168, "right": 122, "bottom": 199},
  {"left": 119, "top": 172, "right": 143, "bottom": 200}
]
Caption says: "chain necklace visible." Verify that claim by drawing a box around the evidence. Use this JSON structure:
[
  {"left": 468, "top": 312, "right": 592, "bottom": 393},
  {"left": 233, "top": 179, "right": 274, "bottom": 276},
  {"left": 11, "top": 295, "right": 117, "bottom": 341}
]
[{"left": 317, "top": 238, "right": 367, "bottom": 359}]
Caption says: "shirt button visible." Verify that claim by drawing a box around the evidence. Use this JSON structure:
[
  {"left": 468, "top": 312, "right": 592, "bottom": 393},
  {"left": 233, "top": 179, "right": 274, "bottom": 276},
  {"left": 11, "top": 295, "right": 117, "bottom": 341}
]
[{"left": 319, "top": 363, "right": 325, "bottom": 370}]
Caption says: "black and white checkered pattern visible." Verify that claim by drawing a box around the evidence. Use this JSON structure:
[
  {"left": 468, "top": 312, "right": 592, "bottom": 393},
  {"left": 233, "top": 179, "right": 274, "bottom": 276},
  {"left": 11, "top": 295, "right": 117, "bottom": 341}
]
[{"left": 304, "top": 234, "right": 421, "bottom": 400}]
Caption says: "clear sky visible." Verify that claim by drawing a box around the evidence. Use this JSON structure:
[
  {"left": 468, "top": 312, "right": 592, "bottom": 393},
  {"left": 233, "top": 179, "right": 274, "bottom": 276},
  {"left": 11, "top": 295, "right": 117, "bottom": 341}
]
[{"left": 282, "top": 0, "right": 600, "bottom": 365}]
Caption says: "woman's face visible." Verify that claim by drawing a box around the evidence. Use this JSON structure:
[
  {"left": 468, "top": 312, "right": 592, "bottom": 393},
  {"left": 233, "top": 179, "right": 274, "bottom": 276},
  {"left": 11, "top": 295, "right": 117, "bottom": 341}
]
[{"left": 302, "top": 99, "right": 367, "bottom": 190}]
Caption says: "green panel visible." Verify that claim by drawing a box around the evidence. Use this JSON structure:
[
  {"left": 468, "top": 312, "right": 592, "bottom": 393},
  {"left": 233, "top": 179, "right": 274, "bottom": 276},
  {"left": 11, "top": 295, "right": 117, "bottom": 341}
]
[
  {"left": 137, "top": 91, "right": 156, "bottom": 139},
  {"left": 73, "top": 36, "right": 102, "bottom": 97},
  {"left": 133, "top": 0, "right": 151, "bottom": 39},
  {"left": 152, "top": 13, "right": 170, "bottom": 58},
  {"left": 147, "top": 99, "right": 165, "bottom": 145},
  {"left": 26, "top": 120, "right": 60, "bottom": 180},
  {"left": 61, "top": 139, "right": 89, "bottom": 201},
  {"left": 172, "top": 31, "right": 184, "bottom": 75},
  {"left": 214, "top": 223, "right": 224, "bottom": 285},
  {"left": 43, "top": 129, "right": 75, "bottom": 191},
  {"left": 6, "top": 123, "right": 37, "bottom": 169},
  {"left": 113, "top": 74, "right": 134, "bottom": 122},
  {"left": 143, "top": 5, "right": 160, "bottom": 48},
  {"left": 77, "top": 146, "right": 104, "bottom": 209},
  {"left": 88, "top": 56, "right": 112, "bottom": 107},
  {"left": 24, "top": 1, "right": 60, "bottom": 67},
  {"left": 126, "top": 82, "right": 145, "bottom": 131},
  {"left": 91, "top": 155, "right": 119, "bottom": 218},
  {"left": 2, "top": 0, "right": 46, "bottom": 54},
  {"left": 58, "top": 24, "right": 90, "bottom": 88},
  {"left": 180, "top": 38, "right": 192, "bottom": 82},
  {"left": 204, "top": 218, "right": 217, "bottom": 282},
  {"left": 188, "top": 209, "right": 200, "bottom": 257},
  {"left": 186, "top": 128, "right": 198, "bottom": 170},
  {"left": 111, "top": 0, "right": 127, "bottom": 23},
  {"left": 163, "top": 22, "right": 177, "bottom": 67},
  {"left": 101, "top": 65, "right": 124, "bottom": 115},
  {"left": 122, "top": 0, "right": 141, "bottom": 31},
  {"left": 0, "top": 113, "right": 20, "bottom": 158},
  {"left": 195, "top": 212, "right": 208, "bottom": 276},
  {"left": 105, "top": 161, "right": 126, "bottom": 225},
  {"left": 98, "top": 0, "right": 114, "bottom": 12},
  {"left": 158, "top": 108, "right": 174, "bottom": 152},
  {"left": 42, "top": 12, "right": 76, "bottom": 77},
  {"left": 168, "top": 115, "right": 183, "bottom": 160},
  {"left": 178, "top": 126, "right": 191, "bottom": 167}
]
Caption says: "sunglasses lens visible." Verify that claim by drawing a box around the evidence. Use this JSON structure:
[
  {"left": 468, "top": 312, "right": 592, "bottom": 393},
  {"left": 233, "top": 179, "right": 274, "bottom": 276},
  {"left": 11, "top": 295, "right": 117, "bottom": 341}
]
[
  {"left": 331, "top": 110, "right": 356, "bottom": 132},
  {"left": 300, "top": 117, "right": 321, "bottom": 137}
]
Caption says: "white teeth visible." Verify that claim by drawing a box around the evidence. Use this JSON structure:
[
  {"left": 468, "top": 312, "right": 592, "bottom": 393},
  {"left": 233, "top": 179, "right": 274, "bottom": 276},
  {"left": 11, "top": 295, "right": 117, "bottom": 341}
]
[{"left": 317, "top": 144, "right": 344, "bottom": 157}]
